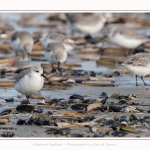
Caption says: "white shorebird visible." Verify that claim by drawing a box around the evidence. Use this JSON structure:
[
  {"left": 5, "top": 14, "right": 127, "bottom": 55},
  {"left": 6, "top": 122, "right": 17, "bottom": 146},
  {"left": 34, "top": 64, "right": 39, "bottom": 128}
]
[
  {"left": 11, "top": 31, "right": 34, "bottom": 59},
  {"left": 66, "top": 13, "right": 107, "bottom": 35},
  {"left": 103, "top": 26, "right": 150, "bottom": 49},
  {"left": 39, "top": 32, "right": 75, "bottom": 52},
  {"left": 14, "top": 66, "right": 48, "bottom": 104},
  {"left": 122, "top": 53, "right": 150, "bottom": 86},
  {"left": 45, "top": 42, "right": 67, "bottom": 71}
]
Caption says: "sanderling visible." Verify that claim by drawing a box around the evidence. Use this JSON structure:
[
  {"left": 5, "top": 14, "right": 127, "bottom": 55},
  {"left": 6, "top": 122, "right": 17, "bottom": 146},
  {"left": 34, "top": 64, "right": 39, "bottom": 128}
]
[
  {"left": 39, "top": 32, "right": 75, "bottom": 52},
  {"left": 45, "top": 42, "right": 67, "bottom": 71},
  {"left": 66, "top": 13, "right": 107, "bottom": 35},
  {"left": 122, "top": 53, "right": 150, "bottom": 86},
  {"left": 11, "top": 31, "right": 34, "bottom": 59},
  {"left": 104, "top": 26, "right": 150, "bottom": 49},
  {"left": 14, "top": 66, "right": 48, "bottom": 104}
]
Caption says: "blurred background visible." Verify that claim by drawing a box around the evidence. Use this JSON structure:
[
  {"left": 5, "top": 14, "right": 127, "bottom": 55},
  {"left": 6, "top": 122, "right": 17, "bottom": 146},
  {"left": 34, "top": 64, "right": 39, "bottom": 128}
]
[{"left": 1, "top": 12, "right": 150, "bottom": 86}]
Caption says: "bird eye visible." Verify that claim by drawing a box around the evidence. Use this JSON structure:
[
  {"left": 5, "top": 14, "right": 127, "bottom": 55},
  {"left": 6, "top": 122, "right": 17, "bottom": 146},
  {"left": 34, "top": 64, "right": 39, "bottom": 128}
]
[{"left": 36, "top": 71, "right": 39, "bottom": 72}]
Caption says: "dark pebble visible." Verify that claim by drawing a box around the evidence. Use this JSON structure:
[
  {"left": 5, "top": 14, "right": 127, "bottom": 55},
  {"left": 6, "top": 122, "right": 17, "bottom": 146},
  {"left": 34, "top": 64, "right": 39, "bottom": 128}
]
[
  {"left": 3, "top": 98, "right": 14, "bottom": 102},
  {"left": 0, "top": 121, "right": 5, "bottom": 125},
  {"left": 95, "top": 106, "right": 107, "bottom": 112},
  {"left": 110, "top": 123, "right": 118, "bottom": 130},
  {"left": 57, "top": 101, "right": 68, "bottom": 107},
  {"left": 113, "top": 70, "right": 121, "bottom": 76},
  {"left": 100, "top": 98, "right": 108, "bottom": 104},
  {"left": 71, "top": 104, "right": 88, "bottom": 111},
  {"left": 105, "top": 131, "right": 110, "bottom": 135},
  {"left": 82, "top": 98, "right": 96, "bottom": 104},
  {"left": 33, "top": 107, "right": 43, "bottom": 113},
  {"left": 1, "top": 132, "right": 15, "bottom": 137},
  {"left": 129, "top": 114, "right": 138, "bottom": 122},
  {"left": 72, "top": 70, "right": 88, "bottom": 76},
  {"left": 0, "top": 109, "right": 12, "bottom": 115},
  {"left": 111, "top": 131, "right": 128, "bottom": 137},
  {"left": 106, "top": 119, "right": 115, "bottom": 125},
  {"left": 100, "top": 92, "right": 108, "bottom": 97},
  {"left": 78, "top": 116, "right": 95, "bottom": 123},
  {"left": 16, "top": 105, "right": 35, "bottom": 113},
  {"left": 90, "top": 71, "right": 96, "bottom": 77},
  {"left": 60, "top": 128, "right": 70, "bottom": 135},
  {"left": 45, "top": 128, "right": 60, "bottom": 134},
  {"left": 75, "top": 80, "right": 85, "bottom": 84},
  {"left": 118, "top": 100, "right": 128, "bottom": 104},
  {"left": 70, "top": 94, "right": 85, "bottom": 101},
  {"left": 48, "top": 98, "right": 65, "bottom": 105},
  {"left": 71, "top": 133, "right": 85, "bottom": 137},
  {"left": 17, "top": 119, "right": 33, "bottom": 125},
  {"left": 117, "top": 95, "right": 131, "bottom": 100},
  {"left": 93, "top": 132, "right": 105, "bottom": 137},
  {"left": 33, "top": 118, "right": 50, "bottom": 126},
  {"left": 108, "top": 105, "right": 124, "bottom": 112},
  {"left": 46, "top": 110, "right": 53, "bottom": 115},
  {"left": 0, "top": 69, "right": 6, "bottom": 78},
  {"left": 77, "top": 110, "right": 86, "bottom": 113}
]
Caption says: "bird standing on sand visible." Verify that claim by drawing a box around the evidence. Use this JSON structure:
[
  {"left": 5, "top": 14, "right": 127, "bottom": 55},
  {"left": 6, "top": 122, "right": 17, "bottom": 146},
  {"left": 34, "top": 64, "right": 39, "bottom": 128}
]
[
  {"left": 66, "top": 13, "right": 107, "bottom": 35},
  {"left": 45, "top": 42, "right": 67, "bottom": 72},
  {"left": 103, "top": 26, "right": 150, "bottom": 50},
  {"left": 14, "top": 66, "right": 48, "bottom": 104},
  {"left": 122, "top": 53, "right": 150, "bottom": 86},
  {"left": 11, "top": 31, "right": 34, "bottom": 59},
  {"left": 39, "top": 32, "right": 75, "bottom": 52}
]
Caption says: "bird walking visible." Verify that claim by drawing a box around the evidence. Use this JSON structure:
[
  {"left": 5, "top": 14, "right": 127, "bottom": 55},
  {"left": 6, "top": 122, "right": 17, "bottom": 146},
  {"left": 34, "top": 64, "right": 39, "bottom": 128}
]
[
  {"left": 39, "top": 32, "right": 75, "bottom": 52},
  {"left": 45, "top": 42, "right": 67, "bottom": 73},
  {"left": 122, "top": 53, "right": 150, "bottom": 86},
  {"left": 11, "top": 31, "right": 34, "bottom": 59}
]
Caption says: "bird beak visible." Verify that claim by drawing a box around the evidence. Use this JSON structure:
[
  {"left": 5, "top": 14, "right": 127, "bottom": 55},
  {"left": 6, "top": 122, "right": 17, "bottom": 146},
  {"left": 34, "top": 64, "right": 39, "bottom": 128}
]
[{"left": 41, "top": 74, "right": 48, "bottom": 80}]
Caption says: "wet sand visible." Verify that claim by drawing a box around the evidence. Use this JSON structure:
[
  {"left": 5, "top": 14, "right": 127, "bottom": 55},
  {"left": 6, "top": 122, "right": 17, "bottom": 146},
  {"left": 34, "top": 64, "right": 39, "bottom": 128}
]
[{"left": 1, "top": 83, "right": 150, "bottom": 138}]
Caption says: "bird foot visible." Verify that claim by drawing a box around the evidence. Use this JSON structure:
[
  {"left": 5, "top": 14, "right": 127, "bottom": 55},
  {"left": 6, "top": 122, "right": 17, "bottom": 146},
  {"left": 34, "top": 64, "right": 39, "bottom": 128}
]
[
  {"left": 21, "top": 99, "right": 30, "bottom": 105},
  {"left": 51, "top": 68, "right": 57, "bottom": 73}
]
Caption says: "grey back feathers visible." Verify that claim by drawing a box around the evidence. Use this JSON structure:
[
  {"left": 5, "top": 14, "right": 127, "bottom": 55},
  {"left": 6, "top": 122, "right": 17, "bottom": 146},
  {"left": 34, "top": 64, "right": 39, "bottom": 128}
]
[
  {"left": 48, "top": 33, "right": 67, "bottom": 42},
  {"left": 112, "top": 27, "right": 150, "bottom": 41},
  {"left": 11, "top": 31, "right": 33, "bottom": 42},
  {"left": 14, "top": 68, "right": 30, "bottom": 84},
  {"left": 46, "top": 42, "right": 66, "bottom": 52},
  {"left": 122, "top": 53, "right": 150, "bottom": 67},
  {"left": 14, "top": 66, "right": 43, "bottom": 84},
  {"left": 11, "top": 31, "right": 34, "bottom": 54},
  {"left": 66, "top": 13, "right": 106, "bottom": 26}
]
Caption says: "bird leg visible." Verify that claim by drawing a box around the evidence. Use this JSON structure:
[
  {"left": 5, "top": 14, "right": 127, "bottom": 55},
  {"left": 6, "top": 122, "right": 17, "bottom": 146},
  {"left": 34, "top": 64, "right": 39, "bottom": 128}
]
[
  {"left": 57, "top": 62, "right": 63, "bottom": 76},
  {"left": 135, "top": 75, "right": 138, "bottom": 86},
  {"left": 22, "top": 51, "right": 26, "bottom": 59},
  {"left": 84, "top": 34, "right": 92, "bottom": 40},
  {"left": 141, "top": 76, "right": 147, "bottom": 86},
  {"left": 51, "top": 64, "right": 57, "bottom": 73},
  {"left": 133, "top": 44, "right": 147, "bottom": 55},
  {"left": 26, "top": 95, "right": 30, "bottom": 104},
  {"left": 15, "top": 51, "right": 18, "bottom": 57},
  {"left": 57, "top": 62, "right": 60, "bottom": 69},
  {"left": 27, "top": 53, "right": 31, "bottom": 61}
]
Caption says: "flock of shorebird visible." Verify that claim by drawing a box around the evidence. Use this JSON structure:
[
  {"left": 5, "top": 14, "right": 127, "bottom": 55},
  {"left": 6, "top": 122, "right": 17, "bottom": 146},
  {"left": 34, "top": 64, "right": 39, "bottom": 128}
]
[{"left": 8, "top": 13, "right": 150, "bottom": 103}]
